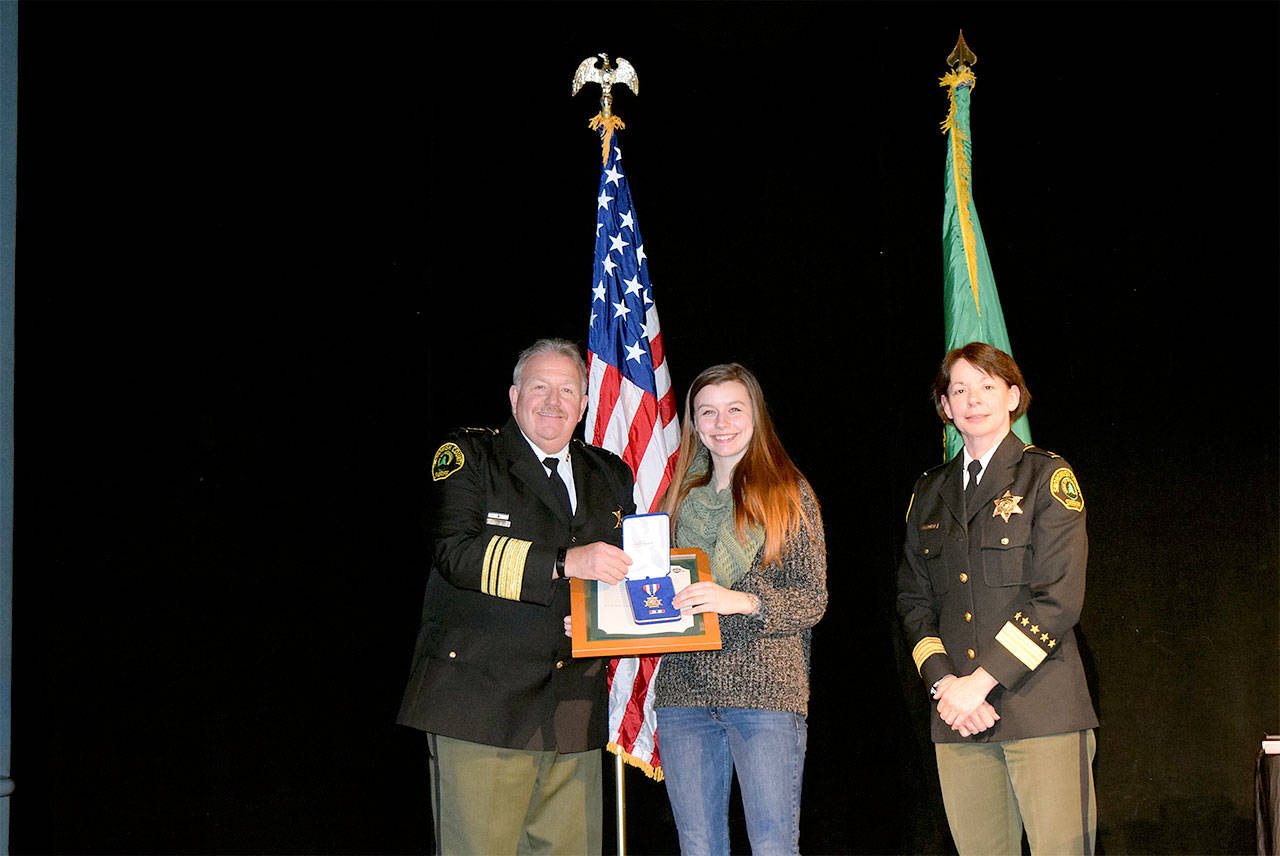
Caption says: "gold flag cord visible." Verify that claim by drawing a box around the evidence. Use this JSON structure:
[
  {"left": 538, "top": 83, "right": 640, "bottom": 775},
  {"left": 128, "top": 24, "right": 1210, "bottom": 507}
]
[
  {"left": 940, "top": 68, "right": 982, "bottom": 317},
  {"left": 589, "top": 114, "right": 627, "bottom": 165}
]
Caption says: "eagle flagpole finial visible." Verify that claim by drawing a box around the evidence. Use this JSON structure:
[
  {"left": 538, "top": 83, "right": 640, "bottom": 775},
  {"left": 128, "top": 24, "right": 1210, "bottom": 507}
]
[{"left": 572, "top": 54, "right": 639, "bottom": 164}]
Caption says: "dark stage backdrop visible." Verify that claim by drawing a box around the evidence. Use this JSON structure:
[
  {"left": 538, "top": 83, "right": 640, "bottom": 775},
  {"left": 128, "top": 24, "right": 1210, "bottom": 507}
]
[{"left": 12, "top": 2, "right": 1277, "bottom": 854}]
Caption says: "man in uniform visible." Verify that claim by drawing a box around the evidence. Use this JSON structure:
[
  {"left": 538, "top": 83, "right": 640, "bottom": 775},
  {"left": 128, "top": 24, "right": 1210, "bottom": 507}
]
[
  {"left": 897, "top": 342, "right": 1098, "bottom": 855},
  {"left": 398, "top": 338, "right": 636, "bottom": 854}
]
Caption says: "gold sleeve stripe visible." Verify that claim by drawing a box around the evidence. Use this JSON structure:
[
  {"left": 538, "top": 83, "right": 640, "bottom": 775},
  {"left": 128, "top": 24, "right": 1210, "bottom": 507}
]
[
  {"left": 481, "top": 536, "right": 501, "bottom": 595},
  {"left": 912, "top": 636, "right": 947, "bottom": 675},
  {"left": 481, "top": 535, "right": 531, "bottom": 601},
  {"left": 996, "top": 621, "right": 1048, "bottom": 670},
  {"left": 498, "top": 537, "right": 531, "bottom": 601}
]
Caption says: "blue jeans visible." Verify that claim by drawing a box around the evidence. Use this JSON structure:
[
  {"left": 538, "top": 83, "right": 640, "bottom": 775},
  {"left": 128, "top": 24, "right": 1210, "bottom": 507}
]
[{"left": 656, "top": 706, "right": 807, "bottom": 856}]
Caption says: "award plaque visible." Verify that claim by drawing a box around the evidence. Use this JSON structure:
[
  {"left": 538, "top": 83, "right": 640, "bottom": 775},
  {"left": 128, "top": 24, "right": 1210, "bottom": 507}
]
[{"left": 570, "top": 545, "right": 721, "bottom": 658}]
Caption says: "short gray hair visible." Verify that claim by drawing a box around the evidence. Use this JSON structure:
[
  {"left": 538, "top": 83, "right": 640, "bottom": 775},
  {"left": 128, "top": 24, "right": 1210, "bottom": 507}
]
[{"left": 512, "top": 338, "right": 588, "bottom": 394}]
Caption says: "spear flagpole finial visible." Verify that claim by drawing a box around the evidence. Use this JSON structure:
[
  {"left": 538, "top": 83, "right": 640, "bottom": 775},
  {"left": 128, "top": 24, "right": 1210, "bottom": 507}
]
[
  {"left": 572, "top": 54, "right": 640, "bottom": 164},
  {"left": 947, "top": 30, "right": 977, "bottom": 70}
]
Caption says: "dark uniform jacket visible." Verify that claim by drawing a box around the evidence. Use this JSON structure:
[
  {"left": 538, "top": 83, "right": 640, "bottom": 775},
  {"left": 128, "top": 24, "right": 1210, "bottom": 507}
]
[
  {"left": 397, "top": 416, "right": 636, "bottom": 753},
  {"left": 896, "top": 432, "right": 1098, "bottom": 744}
]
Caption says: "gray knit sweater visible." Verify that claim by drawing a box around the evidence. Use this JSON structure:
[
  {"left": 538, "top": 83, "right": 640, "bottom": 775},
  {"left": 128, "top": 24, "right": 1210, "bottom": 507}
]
[{"left": 653, "top": 480, "right": 828, "bottom": 715}]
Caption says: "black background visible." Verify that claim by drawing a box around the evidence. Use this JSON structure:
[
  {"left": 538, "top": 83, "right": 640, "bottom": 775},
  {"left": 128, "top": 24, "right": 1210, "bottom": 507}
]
[{"left": 12, "top": 2, "right": 1278, "bottom": 854}]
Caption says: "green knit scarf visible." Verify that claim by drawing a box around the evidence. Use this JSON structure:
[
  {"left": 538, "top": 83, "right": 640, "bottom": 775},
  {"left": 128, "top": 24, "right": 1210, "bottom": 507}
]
[{"left": 677, "top": 471, "right": 766, "bottom": 589}]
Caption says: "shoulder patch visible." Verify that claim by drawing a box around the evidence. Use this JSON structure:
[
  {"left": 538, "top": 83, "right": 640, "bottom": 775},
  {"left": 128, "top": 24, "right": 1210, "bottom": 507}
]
[
  {"left": 431, "top": 442, "right": 465, "bottom": 482},
  {"left": 1024, "top": 444, "right": 1062, "bottom": 459},
  {"left": 1050, "top": 467, "right": 1084, "bottom": 511}
]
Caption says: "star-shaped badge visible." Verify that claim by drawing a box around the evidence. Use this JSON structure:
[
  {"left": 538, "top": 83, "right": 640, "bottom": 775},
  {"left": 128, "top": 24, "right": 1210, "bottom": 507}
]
[{"left": 992, "top": 490, "right": 1025, "bottom": 523}]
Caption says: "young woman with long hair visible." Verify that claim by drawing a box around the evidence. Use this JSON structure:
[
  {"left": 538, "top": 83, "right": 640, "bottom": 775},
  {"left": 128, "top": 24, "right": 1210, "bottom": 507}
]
[{"left": 653, "top": 363, "right": 828, "bottom": 856}]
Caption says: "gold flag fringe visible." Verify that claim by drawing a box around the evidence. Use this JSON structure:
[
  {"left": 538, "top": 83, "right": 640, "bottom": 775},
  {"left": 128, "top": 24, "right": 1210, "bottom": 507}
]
[
  {"left": 607, "top": 741, "right": 664, "bottom": 781},
  {"left": 589, "top": 114, "right": 627, "bottom": 165},
  {"left": 939, "top": 69, "right": 982, "bottom": 316}
]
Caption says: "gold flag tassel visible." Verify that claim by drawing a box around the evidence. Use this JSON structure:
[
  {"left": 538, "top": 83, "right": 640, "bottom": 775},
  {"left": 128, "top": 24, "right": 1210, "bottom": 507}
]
[
  {"left": 606, "top": 740, "right": 665, "bottom": 781},
  {"left": 940, "top": 64, "right": 982, "bottom": 317},
  {"left": 589, "top": 113, "right": 627, "bottom": 165}
]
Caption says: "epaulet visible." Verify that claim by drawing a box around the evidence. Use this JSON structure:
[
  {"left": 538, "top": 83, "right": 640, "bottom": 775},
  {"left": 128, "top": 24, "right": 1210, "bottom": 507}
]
[
  {"left": 457, "top": 426, "right": 499, "bottom": 436},
  {"left": 921, "top": 459, "right": 949, "bottom": 478},
  {"left": 1023, "top": 444, "right": 1062, "bottom": 459},
  {"left": 573, "top": 437, "right": 609, "bottom": 453}
]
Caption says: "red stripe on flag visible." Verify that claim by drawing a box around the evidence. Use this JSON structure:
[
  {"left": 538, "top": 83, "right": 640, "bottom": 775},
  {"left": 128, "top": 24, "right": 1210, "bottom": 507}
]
[
  {"left": 622, "top": 393, "right": 658, "bottom": 473},
  {"left": 649, "top": 453, "right": 676, "bottom": 511},
  {"left": 590, "top": 360, "right": 621, "bottom": 445},
  {"left": 649, "top": 331, "right": 665, "bottom": 368},
  {"left": 616, "top": 655, "right": 661, "bottom": 762},
  {"left": 657, "top": 387, "right": 678, "bottom": 425}
]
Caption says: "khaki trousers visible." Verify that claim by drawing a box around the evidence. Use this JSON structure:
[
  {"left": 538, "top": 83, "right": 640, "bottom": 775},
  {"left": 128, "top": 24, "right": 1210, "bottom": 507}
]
[
  {"left": 935, "top": 729, "right": 1096, "bottom": 856},
  {"left": 427, "top": 733, "right": 603, "bottom": 856}
]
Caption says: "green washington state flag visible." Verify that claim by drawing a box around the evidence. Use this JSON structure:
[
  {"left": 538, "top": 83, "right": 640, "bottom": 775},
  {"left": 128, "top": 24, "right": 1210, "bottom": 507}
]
[{"left": 940, "top": 62, "right": 1031, "bottom": 460}]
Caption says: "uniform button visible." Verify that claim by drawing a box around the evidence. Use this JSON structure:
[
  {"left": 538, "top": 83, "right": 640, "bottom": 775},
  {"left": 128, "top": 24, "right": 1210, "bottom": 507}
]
[
  {"left": 555, "top": 660, "right": 564, "bottom": 669},
  {"left": 964, "top": 612, "right": 972, "bottom": 623},
  {"left": 570, "top": 536, "right": 578, "bottom": 543},
  {"left": 923, "top": 548, "right": 930, "bottom": 555},
  {"left": 1001, "top": 537, "right": 1009, "bottom": 545},
  {"left": 967, "top": 649, "right": 976, "bottom": 659},
  {"left": 959, "top": 573, "right": 969, "bottom": 583},
  {"left": 448, "top": 651, "right": 457, "bottom": 659}
]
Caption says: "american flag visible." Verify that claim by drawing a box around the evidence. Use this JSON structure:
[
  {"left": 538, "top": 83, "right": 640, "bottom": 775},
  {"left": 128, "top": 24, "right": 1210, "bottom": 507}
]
[{"left": 585, "top": 130, "right": 679, "bottom": 779}]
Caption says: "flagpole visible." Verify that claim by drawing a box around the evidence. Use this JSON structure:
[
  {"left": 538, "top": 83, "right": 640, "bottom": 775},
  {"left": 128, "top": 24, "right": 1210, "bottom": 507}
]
[
  {"left": 573, "top": 52, "right": 681, "bottom": 855},
  {"left": 939, "top": 30, "right": 1030, "bottom": 459},
  {"left": 615, "top": 753, "right": 627, "bottom": 855},
  {"left": 571, "top": 53, "right": 642, "bottom": 856}
]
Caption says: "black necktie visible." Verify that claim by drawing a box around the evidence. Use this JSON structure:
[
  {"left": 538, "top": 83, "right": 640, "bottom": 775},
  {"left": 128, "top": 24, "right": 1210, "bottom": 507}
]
[
  {"left": 543, "top": 456, "right": 573, "bottom": 518},
  {"left": 964, "top": 459, "right": 983, "bottom": 512}
]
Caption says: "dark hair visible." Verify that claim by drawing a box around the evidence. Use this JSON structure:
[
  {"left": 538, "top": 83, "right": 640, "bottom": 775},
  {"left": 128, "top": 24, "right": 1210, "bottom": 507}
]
[
  {"left": 661, "top": 363, "right": 813, "bottom": 568},
  {"left": 932, "top": 342, "right": 1032, "bottom": 425}
]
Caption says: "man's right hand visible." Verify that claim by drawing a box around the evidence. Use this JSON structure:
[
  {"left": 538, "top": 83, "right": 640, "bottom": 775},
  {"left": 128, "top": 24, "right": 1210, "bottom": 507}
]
[{"left": 563, "top": 542, "right": 631, "bottom": 584}]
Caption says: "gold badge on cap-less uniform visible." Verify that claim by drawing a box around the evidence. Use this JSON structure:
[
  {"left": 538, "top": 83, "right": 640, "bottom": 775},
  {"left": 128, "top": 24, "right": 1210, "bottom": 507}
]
[
  {"left": 431, "top": 442, "right": 465, "bottom": 482},
  {"left": 992, "top": 490, "right": 1024, "bottom": 523}
]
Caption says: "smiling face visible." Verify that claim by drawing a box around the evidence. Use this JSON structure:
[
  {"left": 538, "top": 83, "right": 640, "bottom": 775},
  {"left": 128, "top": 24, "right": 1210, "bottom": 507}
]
[
  {"left": 693, "top": 380, "right": 755, "bottom": 474},
  {"left": 940, "top": 358, "right": 1021, "bottom": 457},
  {"left": 508, "top": 351, "right": 588, "bottom": 455}
]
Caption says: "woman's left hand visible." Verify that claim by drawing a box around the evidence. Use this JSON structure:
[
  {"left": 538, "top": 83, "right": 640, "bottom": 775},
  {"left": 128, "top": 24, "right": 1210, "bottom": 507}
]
[{"left": 672, "top": 581, "right": 757, "bottom": 616}]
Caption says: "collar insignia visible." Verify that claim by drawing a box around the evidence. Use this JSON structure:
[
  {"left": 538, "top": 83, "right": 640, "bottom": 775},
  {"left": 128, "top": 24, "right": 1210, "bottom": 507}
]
[{"left": 992, "top": 490, "right": 1024, "bottom": 523}]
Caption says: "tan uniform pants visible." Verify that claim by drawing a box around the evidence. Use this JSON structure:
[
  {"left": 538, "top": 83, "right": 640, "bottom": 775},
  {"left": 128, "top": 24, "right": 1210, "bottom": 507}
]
[
  {"left": 935, "top": 729, "right": 1096, "bottom": 855},
  {"left": 427, "top": 733, "right": 602, "bottom": 856}
]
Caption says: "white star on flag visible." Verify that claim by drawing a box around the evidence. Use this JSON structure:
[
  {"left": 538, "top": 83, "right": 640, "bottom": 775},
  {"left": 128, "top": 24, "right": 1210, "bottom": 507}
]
[
  {"left": 609, "top": 233, "right": 630, "bottom": 255},
  {"left": 612, "top": 300, "right": 631, "bottom": 320},
  {"left": 625, "top": 341, "right": 646, "bottom": 364},
  {"left": 604, "top": 164, "right": 624, "bottom": 186},
  {"left": 619, "top": 210, "right": 634, "bottom": 231},
  {"left": 597, "top": 191, "right": 613, "bottom": 210},
  {"left": 593, "top": 282, "right": 606, "bottom": 302},
  {"left": 602, "top": 256, "right": 617, "bottom": 276},
  {"left": 636, "top": 244, "right": 647, "bottom": 265},
  {"left": 623, "top": 275, "right": 643, "bottom": 297}
]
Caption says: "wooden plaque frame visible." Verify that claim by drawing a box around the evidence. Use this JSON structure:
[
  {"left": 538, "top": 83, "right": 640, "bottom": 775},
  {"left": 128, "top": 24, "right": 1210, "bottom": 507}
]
[{"left": 570, "top": 547, "right": 722, "bottom": 657}]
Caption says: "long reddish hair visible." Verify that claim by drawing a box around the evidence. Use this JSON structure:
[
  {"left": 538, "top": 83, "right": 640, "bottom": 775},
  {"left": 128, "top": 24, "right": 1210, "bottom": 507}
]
[{"left": 661, "top": 363, "right": 814, "bottom": 568}]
